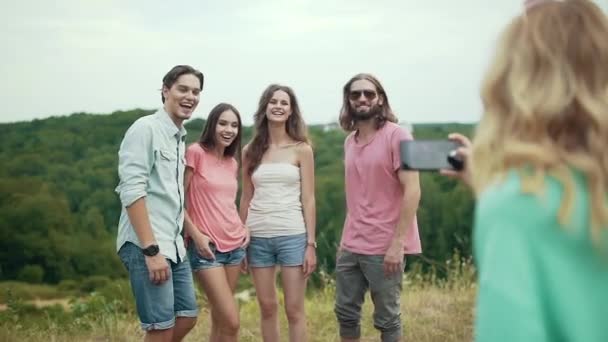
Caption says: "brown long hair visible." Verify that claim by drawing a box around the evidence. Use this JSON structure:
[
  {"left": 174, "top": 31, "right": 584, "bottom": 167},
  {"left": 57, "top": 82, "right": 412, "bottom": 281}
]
[
  {"left": 339, "top": 73, "right": 398, "bottom": 132},
  {"left": 197, "top": 103, "right": 242, "bottom": 160},
  {"left": 245, "top": 84, "right": 310, "bottom": 175},
  {"left": 473, "top": 0, "right": 608, "bottom": 241}
]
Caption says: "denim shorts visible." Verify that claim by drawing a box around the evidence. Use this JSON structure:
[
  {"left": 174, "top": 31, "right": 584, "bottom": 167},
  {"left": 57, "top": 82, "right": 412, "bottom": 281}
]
[
  {"left": 118, "top": 242, "right": 198, "bottom": 331},
  {"left": 187, "top": 241, "right": 246, "bottom": 271},
  {"left": 247, "top": 233, "right": 307, "bottom": 268}
]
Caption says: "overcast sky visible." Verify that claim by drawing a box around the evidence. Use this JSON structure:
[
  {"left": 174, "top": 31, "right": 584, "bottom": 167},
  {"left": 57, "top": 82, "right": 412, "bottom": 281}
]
[{"left": 1, "top": 0, "right": 606, "bottom": 125}]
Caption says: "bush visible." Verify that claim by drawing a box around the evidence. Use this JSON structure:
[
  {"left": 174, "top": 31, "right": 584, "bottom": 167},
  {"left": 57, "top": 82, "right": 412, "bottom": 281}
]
[
  {"left": 96, "top": 279, "right": 134, "bottom": 313},
  {"left": 79, "top": 276, "right": 111, "bottom": 293},
  {"left": 57, "top": 279, "right": 79, "bottom": 293},
  {"left": 0, "top": 281, "right": 61, "bottom": 303},
  {"left": 17, "top": 265, "right": 44, "bottom": 284}
]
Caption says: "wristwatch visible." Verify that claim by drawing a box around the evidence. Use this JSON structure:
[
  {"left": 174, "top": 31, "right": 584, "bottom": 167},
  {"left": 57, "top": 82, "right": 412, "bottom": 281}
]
[
  {"left": 307, "top": 241, "right": 317, "bottom": 249},
  {"left": 142, "top": 244, "right": 160, "bottom": 257}
]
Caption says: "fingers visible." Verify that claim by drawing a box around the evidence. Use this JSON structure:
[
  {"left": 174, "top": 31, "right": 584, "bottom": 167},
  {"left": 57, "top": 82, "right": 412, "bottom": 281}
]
[
  {"left": 448, "top": 133, "right": 472, "bottom": 147},
  {"left": 383, "top": 262, "right": 389, "bottom": 276},
  {"left": 240, "top": 258, "right": 249, "bottom": 274},
  {"left": 241, "top": 235, "right": 250, "bottom": 248},
  {"left": 301, "top": 258, "right": 317, "bottom": 278},
  {"left": 148, "top": 261, "right": 170, "bottom": 285},
  {"left": 198, "top": 244, "right": 215, "bottom": 260},
  {"left": 383, "top": 261, "right": 402, "bottom": 276},
  {"left": 158, "top": 268, "right": 169, "bottom": 284},
  {"left": 440, "top": 169, "right": 461, "bottom": 178},
  {"left": 457, "top": 146, "right": 471, "bottom": 156}
]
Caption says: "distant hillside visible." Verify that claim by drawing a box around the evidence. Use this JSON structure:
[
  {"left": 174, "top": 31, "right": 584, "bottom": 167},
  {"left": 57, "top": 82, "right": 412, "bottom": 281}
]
[{"left": 0, "top": 109, "right": 475, "bottom": 284}]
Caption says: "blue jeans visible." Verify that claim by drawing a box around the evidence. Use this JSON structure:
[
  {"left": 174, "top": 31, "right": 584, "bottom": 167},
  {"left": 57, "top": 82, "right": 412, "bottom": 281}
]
[
  {"left": 118, "top": 242, "right": 198, "bottom": 331},
  {"left": 247, "top": 233, "right": 307, "bottom": 267},
  {"left": 188, "top": 241, "right": 246, "bottom": 271}
]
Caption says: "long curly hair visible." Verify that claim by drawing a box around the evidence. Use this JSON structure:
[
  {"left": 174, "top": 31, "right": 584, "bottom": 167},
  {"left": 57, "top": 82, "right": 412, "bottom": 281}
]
[
  {"left": 245, "top": 84, "right": 310, "bottom": 175},
  {"left": 472, "top": 0, "right": 608, "bottom": 241}
]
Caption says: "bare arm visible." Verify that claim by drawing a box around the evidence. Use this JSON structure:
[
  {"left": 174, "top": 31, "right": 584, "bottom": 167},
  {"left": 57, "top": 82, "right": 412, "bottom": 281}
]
[
  {"left": 299, "top": 143, "right": 317, "bottom": 277},
  {"left": 299, "top": 144, "right": 316, "bottom": 245},
  {"left": 126, "top": 200, "right": 155, "bottom": 246},
  {"left": 183, "top": 166, "right": 214, "bottom": 259},
  {"left": 117, "top": 121, "right": 168, "bottom": 284},
  {"left": 394, "top": 170, "right": 421, "bottom": 243},
  {"left": 384, "top": 169, "right": 421, "bottom": 275},
  {"left": 239, "top": 145, "right": 254, "bottom": 223},
  {"left": 183, "top": 167, "right": 199, "bottom": 239}
]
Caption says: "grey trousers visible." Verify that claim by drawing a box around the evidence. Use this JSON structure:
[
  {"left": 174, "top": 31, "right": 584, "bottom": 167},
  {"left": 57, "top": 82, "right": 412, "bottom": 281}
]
[{"left": 334, "top": 250, "right": 405, "bottom": 342}]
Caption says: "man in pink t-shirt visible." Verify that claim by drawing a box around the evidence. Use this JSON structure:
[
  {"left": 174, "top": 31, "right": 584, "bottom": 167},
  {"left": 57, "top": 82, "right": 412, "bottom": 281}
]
[{"left": 334, "top": 73, "right": 422, "bottom": 342}]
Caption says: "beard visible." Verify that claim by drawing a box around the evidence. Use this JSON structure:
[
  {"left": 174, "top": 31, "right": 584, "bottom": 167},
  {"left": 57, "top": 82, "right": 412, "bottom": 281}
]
[{"left": 349, "top": 103, "right": 382, "bottom": 122}]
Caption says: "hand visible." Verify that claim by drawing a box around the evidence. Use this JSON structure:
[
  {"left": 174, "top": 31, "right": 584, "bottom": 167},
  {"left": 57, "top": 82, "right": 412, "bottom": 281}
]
[
  {"left": 383, "top": 241, "right": 404, "bottom": 276},
  {"left": 302, "top": 246, "right": 317, "bottom": 278},
  {"left": 193, "top": 233, "right": 215, "bottom": 260},
  {"left": 440, "top": 133, "right": 473, "bottom": 187},
  {"left": 240, "top": 256, "right": 249, "bottom": 274},
  {"left": 241, "top": 228, "right": 251, "bottom": 248},
  {"left": 145, "top": 254, "right": 170, "bottom": 285}
]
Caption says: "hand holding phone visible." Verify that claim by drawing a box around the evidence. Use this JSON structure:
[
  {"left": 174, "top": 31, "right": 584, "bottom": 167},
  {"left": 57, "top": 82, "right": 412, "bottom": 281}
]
[{"left": 400, "top": 139, "right": 464, "bottom": 171}]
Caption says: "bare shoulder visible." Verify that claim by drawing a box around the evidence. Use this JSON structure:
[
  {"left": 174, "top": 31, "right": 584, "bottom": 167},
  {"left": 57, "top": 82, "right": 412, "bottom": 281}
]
[
  {"left": 242, "top": 143, "right": 251, "bottom": 156},
  {"left": 241, "top": 144, "right": 251, "bottom": 165},
  {"left": 295, "top": 142, "right": 314, "bottom": 157}
]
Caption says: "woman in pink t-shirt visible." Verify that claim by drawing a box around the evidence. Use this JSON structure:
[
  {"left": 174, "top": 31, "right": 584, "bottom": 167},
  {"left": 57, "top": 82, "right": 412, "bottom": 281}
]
[{"left": 184, "top": 102, "right": 248, "bottom": 342}]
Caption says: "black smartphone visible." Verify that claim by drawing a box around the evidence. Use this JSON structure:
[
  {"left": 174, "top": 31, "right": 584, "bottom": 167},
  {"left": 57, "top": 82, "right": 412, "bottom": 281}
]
[{"left": 400, "top": 140, "right": 463, "bottom": 171}]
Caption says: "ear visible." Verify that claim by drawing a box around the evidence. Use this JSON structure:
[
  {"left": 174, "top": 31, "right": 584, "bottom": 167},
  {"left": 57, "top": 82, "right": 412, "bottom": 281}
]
[
  {"left": 162, "top": 85, "right": 170, "bottom": 100},
  {"left": 378, "top": 94, "right": 385, "bottom": 106}
]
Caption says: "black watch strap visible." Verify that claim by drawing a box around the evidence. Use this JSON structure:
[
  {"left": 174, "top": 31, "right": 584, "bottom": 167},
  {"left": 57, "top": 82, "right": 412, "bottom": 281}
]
[{"left": 142, "top": 244, "right": 160, "bottom": 257}]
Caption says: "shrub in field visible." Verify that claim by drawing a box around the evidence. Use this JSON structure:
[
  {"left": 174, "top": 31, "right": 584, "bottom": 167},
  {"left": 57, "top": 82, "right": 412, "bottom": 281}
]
[
  {"left": 79, "top": 276, "right": 111, "bottom": 293},
  {"left": 17, "top": 265, "right": 44, "bottom": 284},
  {"left": 0, "top": 281, "right": 60, "bottom": 302}
]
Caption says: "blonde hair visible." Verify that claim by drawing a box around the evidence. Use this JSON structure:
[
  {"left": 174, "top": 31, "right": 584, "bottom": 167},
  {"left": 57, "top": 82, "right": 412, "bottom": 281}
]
[{"left": 473, "top": 0, "right": 608, "bottom": 241}]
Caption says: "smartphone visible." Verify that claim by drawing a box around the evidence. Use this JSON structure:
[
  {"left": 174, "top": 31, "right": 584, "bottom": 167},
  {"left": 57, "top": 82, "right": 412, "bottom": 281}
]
[{"left": 400, "top": 140, "right": 463, "bottom": 171}]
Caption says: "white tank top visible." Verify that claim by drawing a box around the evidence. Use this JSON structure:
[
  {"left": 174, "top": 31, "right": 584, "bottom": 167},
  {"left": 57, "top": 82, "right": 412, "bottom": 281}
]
[{"left": 246, "top": 163, "right": 306, "bottom": 238}]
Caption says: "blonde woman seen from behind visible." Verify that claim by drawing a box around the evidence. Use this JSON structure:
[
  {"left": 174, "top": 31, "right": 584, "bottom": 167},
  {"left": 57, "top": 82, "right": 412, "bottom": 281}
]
[{"left": 443, "top": 1, "right": 608, "bottom": 341}]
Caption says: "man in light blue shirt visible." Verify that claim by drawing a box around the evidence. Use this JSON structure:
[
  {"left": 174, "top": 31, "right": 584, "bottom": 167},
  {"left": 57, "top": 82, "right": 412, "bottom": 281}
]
[{"left": 115, "top": 65, "right": 203, "bottom": 341}]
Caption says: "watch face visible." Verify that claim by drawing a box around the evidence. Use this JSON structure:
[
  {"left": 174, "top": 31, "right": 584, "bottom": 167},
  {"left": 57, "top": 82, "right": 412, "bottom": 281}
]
[{"left": 143, "top": 244, "right": 159, "bottom": 256}]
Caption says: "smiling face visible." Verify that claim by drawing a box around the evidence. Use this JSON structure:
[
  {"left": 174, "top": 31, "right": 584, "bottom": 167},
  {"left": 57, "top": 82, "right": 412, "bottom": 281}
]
[
  {"left": 162, "top": 73, "right": 201, "bottom": 126},
  {"left": 265, "top": 90, "right": 292, "bottom": 123},
  {"left": 348, "top": 79, "right": 383, "bottom": 121},
  {"left": 214, "top": 110, "right": 239, "bottom": 149}
]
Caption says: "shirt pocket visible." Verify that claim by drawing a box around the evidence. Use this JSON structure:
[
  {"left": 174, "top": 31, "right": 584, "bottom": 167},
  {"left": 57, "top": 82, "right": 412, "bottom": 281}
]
[
  {"left": 159, "top": 149, "right": 177, "bottom": 162},
  {"left": 154, "top": 149, "right": 179, "bottom": 184}
]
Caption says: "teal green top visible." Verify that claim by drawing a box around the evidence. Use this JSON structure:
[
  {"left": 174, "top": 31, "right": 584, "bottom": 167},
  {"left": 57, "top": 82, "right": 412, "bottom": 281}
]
[{"left": 474, "top": 171, "right": 608, "bottom": 342}]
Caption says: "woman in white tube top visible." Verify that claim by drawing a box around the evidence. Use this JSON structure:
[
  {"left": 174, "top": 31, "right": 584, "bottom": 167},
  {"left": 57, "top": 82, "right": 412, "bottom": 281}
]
[{"left": 239, "top": 84, "right": 317, "bottom": 342}]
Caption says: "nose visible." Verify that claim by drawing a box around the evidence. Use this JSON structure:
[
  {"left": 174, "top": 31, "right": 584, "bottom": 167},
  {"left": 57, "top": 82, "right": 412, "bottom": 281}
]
[{"left": 186, "top": 90, "right": 197, "bottom": 100}]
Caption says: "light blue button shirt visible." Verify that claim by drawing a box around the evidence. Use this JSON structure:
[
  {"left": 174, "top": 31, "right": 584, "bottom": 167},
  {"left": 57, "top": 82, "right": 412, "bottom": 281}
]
[{"left": 115, "top": 109, "right": 187, "bottom": 263}]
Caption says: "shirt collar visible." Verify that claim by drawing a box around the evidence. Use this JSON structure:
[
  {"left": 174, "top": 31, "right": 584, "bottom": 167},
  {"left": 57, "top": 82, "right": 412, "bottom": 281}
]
[{"left": 155, "top": 108, "right": 187, "bottom": 141}]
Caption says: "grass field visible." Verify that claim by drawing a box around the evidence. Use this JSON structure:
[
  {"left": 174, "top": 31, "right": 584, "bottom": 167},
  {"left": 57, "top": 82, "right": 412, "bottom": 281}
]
[{"left": 0, "top": 258, "right": 476, "bottom": 341}]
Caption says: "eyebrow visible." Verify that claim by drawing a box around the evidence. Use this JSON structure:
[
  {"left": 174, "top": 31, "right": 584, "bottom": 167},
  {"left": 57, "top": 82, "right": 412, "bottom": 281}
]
[{"left": 176, "top": 84, "right": 200, "bottom": 91}]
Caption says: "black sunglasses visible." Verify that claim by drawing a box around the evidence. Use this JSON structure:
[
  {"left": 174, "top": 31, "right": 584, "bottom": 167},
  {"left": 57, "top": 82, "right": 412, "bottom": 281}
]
[{"left": 349, "top": 90, "right": 377, "bottom": 101}]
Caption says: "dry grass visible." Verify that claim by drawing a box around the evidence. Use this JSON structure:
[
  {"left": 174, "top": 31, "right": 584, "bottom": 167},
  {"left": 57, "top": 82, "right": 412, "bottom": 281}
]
[{"left": 1, "top": 283, "right": 475, "bottom": 342}]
